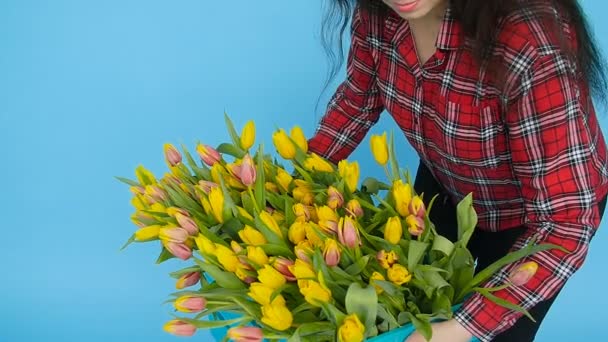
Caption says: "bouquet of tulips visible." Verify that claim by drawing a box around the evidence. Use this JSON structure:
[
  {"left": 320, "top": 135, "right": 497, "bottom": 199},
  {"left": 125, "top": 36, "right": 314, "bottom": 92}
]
[{"left": 119, "top": 115, "right": 559, "bottom": 342}]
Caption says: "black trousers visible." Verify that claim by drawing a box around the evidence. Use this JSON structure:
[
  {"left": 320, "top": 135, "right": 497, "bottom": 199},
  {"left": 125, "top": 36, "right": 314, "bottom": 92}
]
[{"left": 413, "top": 161, "right": 606, "bottom": 342}]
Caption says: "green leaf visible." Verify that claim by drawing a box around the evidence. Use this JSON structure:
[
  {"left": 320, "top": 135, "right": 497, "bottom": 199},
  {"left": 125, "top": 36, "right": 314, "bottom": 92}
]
[
  {"left": 476, "top": 288, "right": 536, "bottom": 322},
  {"left": 177, "top": 315, "right": 250, "bottom": 329},
  {"left": 293, "top": 322, "right": 335, "bottom": 337},
  {"left": 156, "top": 247, "right": 175, "bottom": 264},
  {"left": 260, "top": 243, "right": 295, "bottom": 258},
  {"left": 431, "top": 235, "right": 454, "bottom": 257},
  {"left": 193, "top": 258, "right": 246, "bottom": 290},
  {"left": 344, "top": 255, "right": 370, "bottom": 276},
  {"left": 224, "top": 112, "right": 242, "bottom": 148},
  {"left": 408, "top": 240, "right": 429, "bottom": 271},
  {"left": 345, "top": 283, "right": 378, "bottom": 334},
  {"left": 405, "top": 312, "right": 432, "bottom": 341},
  {"left": 115, "top": 176, "right": 140, "bottom": 187},
  {"left": 254, "top": 145, "right": 266, "bottom": 211},
  {"left": 456, "top": 193, "right": 477, "bottom": 247},
  {"left": 120, "top": 234, "right": 136, "bottom": 251},
  {"left": 193, "top": 305, "right": 242, "bottom": 320},
  {"left": 320, "top": 302, "right": 346, "bottom": 326},
  {"left": 388, "top": 131, "right": 400, "bottom": 182},
  {"left": 169, "top": 265, "right": 200, "bottom": 279},
  {"left": 376, "top": 304, "right": 400, "bottom": 331},
  {"left": 216, "top": 143, "right": 246, "bottom": 159}
]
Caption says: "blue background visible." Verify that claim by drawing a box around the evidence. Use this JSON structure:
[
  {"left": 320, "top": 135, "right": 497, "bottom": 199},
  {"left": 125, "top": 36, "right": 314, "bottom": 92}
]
[{"left": 1, "top": 0, "right": 606, "bottom": 341}]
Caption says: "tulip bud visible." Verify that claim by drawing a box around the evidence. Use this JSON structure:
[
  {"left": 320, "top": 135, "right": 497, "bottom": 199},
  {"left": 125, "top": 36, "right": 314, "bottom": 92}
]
[
  {"left": 290, "top": 126, "right": 308, "bottom": 153},
  {"left": 304, "top": 223, "right": 324, "bottom": 247},
  {"left": 271, "top": 257, "right": 296, "bottom": 281},
  {"left": 265, "top": 182, "right": 279, "bottom": 193},
  {"left": 175, "top": 271, "right": 201, "bottom": 289},
  {"left": 294, "top": 240, "right": 314, "bottom": 263},
  {"left": 288, "top": 221, "right": 307, "bottom": 244},
  {"left": 215, "top": 244, "right": 239, "bottom": 272},
  {"left": 167, "top": 207, "right": 189, "bottom": 217},
  {"left": 323, "top": 239, "right": 341, "bottom": 267},
  {"left": 174, "top": 296, "right": 206, "bottom": 313},
  {"left": 236, "top": 154, "right": 257, "bottom": 187},
  {"left": 299, "top": 276, "right": 332, "bottom": 307},
  {"left": 293, "top": 185, "right": 314, "bottom": 206},
  {"left": 231, "top": 240, "right": 244, "bottom": 254},
  {"left": 387, "top": 264, "right": 412, "bottom": 285},
  {"left": 317, "top": 206, "right": 339, "bottom": 233},
  {"left": 292, "top": 203, "right": 311, "bottom": 222},
  {"left": 227, "top": 326, "right": 264, "bottom": 342},
  {"left": 196, "top": 143, "right": 221, "bottom": 166},
  {"left": 145, "top": 185, "right": 167, "bottom": 203},
  {"left": 272, "top": 129, "right": 297, "bottom": 159},
  {"left": 175, "top": 213, "right": 199, "bottom": 236},
  {"left": 159, "top": 227, "right": 189, "bottom": 243},
  {"left": 338, "top": 160, "right": 360, "bottom": 193},
  {"left": 338, "top": 216, "right": 360, "bottom": 248},
  {"left": 163, "top": 319, "right": 196, "bottom": 337},
  {"left": 327, "top": 186, "right": 344, "bottom": 209},
  {"left": 235, "top": 264, "right": 257, "bottom": 284},
  {"left": 392, "top": 179, "right": 412, "bottom": 217},
  {"left": 409, "top": 195, "right": 426, "bottom": 218},
  {"left": 240, "top": 120, "right": 256, "bottom": 150},
  {"left": 406, "top": 215, "right": 425, "bottom": 237},
  {"left": 134, "top": 225, "right": 161, "bottom": 241},
  {"left": 259, "top": 211, "right": 283, "bottom": 237},
  {"left": 248, "top": 282, "right": 286, "bottom": 306},
  {"left": 237, "top": 206, "right": 254, "bottom": 221},
  {"left": 135, "top": 165, "right": 157, "bottom": 186},
  {"left": 194, "top": 234, "right": 216, "bottom": 255},
  {"left": 338, "top": 314, "right": 365, "bottom": 342},
  {"left": 238, "top": 225, "right": 267, "bottom": 246},
  {"left": 163, "top": 143, "right": 182, "bottom": 167},
  {"left": 247, "top": 246, "right": 269, "bottom": 266},
  {"left": 384, "top": 216, "right": 403, "bottom": 244},
  {"left": 370, "top": 271, "right": 386, "bottom": 294},
  {"left": 289, "top": 258, "right": 316, "bottom": 281},
  {"left": 275, "top": 168, "right": 293, "bottom": 192},
  {"left": 261, "top": 300, "right": 293, "bottom": 331},
  {"left": 303, "top": 153, "right": 334, "bottom": 173},
  {"left": 346, "top": 199, "right": 364, "bottom": 218},
  {"left": 509, "top": 261, "right": 539, "bottom": 286},
  {"left": 370, "top": 132, "right": 389, "bottom": 166},
  {"left": 130, "top": 185, "right": 146, "bottom": 196},
  {"left": 197, "top": 180, "right": 218, "bottom": 194},
  {"left": 164, "top": 242, "right": 192, "bottom": 260},
  {"left": 258, "top": 265, "right": 287, "bottom": 290},
  {"left": 377, "top": 250, "right": 399, "bottom": 269},
  {"left": 208, "top": 187, "right": 225, "bottom": 223}
]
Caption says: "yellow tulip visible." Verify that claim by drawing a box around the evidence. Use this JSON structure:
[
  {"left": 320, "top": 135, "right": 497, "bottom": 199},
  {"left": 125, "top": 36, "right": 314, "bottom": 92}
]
[
  {"left": 240, "top": 120, "right": 256, "bottom": 150},
  {"left": 239, "top": 225, "right": 267, "bottom": 246},
  {"left": 294, "top": 240, "right": 314, "bottom": 263},
  {"left": 265, "top": 182, "right": 279, "bottom": 193},
  {"left": 131, "top": 195, "right": 147, "bottom": 211},
  {"left": 275, "top": 168, "right": 293, "bottom": 192},
  {"left": 290, "top": 126, "right": 308, "bottom": 153},
  {"left": 237, "top": 206, "right": 254, "bottom": 221},
  {"left": 292, "top": 203, "right": 311, "bottom": 222},
  {"left": 272, "top": 129, "right": 296, "bottom": 160},
  {"left": 235, "top": 264, "right": 256, "bottom": 284},
  {"left": 289, "top": 258, "right": 316, "bottom": 280},
  {"left": 134, "top": 225, "right": 161, "bottom": 241},
  {"left": 272, "top": 210, "right": 285, "bottom": 225},
  {"left": 230, "top": 240, "right": 243, "bottom": 254},
  {"left": 376, "top": 250, "right": 399, "bottom": 269},
  {"left": 259, "top": 211, "right": 283, "bottom": 237},
  {"left": 247, "top": 246, "right": 269, "bottom": 266},
  {"left": 293, "top": 185, "right": 314, "bottom": 206},
  {"left": 135, "top": 165, "right": 157, "bottom": 185},
  {"left": 370, "top": 272, "right": 386, "bottom": 294},
  {"left": 258, "top": 265, "right": 286, "bottom": 290},
  {"left": 248, "top": 282, "right": 285, "bottom": 306},
  {"left": 370, "top": 132, "right": 389, "bottom": 166},
  {"left": 338, "top": 160, "right": 360, "bottom": 193},
  {"left": 316, "top": 205, "right": 339, "bottom": 233},
  {"left": 261, "top": 302, "right": 293, "bottom": 331},
  {"left": 509, "top": 261, "right": 539, "bottom": 286},
  {"left": 300, "top": 280, "right": 332, "bottom": 307},
  {"left": 304, "top": 153, "right": 334, "bottom": 173},
  {"left": 392, "top": 179, "right": 412, "bottom": 217},
  {"left": 384, "top": 216, "right": 403, "bottom": 244},
  {"left": 304, "top": 223, "right": 324, "bottom": 247},
  {"left": 409, "top": 195, "right": 426, "bottom": 217},
  {"left": 208, "top": 187, "right": 225, "bottom": 223},
  {"left": 338, "top": 314, "right": 366, "bottom": 342},
  {"left": 215, "top": 244, "right": 239, "bottom": 272},
  {"left": 387, "top": 264, "right": 412, "bottom": 285},
  {"left": 288, "top": 221, "right": 307, "bottom": 244},
  {"left": 194, "top": 234, "right": 216, "bottom": 255}
]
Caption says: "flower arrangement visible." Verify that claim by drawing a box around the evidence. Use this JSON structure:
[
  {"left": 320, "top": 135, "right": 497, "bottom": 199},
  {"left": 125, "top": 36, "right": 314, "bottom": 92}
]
[{"left": 119, "top": 115, "right": 559, "bottom": 341}]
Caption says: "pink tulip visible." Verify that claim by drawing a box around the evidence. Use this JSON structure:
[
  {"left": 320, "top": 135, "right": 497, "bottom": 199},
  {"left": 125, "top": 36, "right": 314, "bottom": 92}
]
[
  {"left": 346, "top": 199, "right": 364, "bottom": 218},
  {"left": 227, "top": 326, "right": 264, "bottom": 342},
  {"left": 129, "top": 185, "right": 145, "bottom": 196},
  {"left": 146, "top": 185, "right": 167, "bottom": 203},
  {"left": 409, "top": 196, "right": 426, "bottom": 218},
  {"left": 163, "top": 319, "right": 196, "bottom": 336},
  {"left": 327, "top": 186, "right": 344, "bottom": 209},
  {"left": 197, "top": 180, "right": 219, "bottom": 194},
  {"left": 272, "top": 258, "right": 296, "bottom": 281},
  {"left": 406, "top": 215, "right": 425, "bottom": 237},
  {"left": 174, "top": 296, "right": 206, "bottom": 313},
  {"left": 175, "top": 271, "right": 201, "bottom": 289},
  {"left": 509, "top": 261, "right": 539, "bottom": 286},
  {"left": 175, "top": 213, "right": 199, "bottom": 236},
  {"left": 338, "top": 216, "right": 360, "bottom": 249},
  {"left": 165, "top": 242, "right": 192, "bottom": 260},
  {"left": 164, "top": 143, "right": 182, "bottom": 167},
  {"left": 235, "top": 154, "right": 257, "bottom": 187},
  {"left": 323, "top": 240, "right": 341, "bottom": 267},
  {"left": 196, "top": 144, "right": 221, "bottom": 166},
  {"left": 159, "top": 227, "right": 189, "bottom": 243}
]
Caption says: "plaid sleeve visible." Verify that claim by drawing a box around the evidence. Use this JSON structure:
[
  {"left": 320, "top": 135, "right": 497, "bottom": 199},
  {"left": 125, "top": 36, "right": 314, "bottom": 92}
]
[
  {"left": 454, "top": 50, "right": 605, "bottom": 341},
  {"left": 307, "top": 6, "right": 384, "bottom": 164}
]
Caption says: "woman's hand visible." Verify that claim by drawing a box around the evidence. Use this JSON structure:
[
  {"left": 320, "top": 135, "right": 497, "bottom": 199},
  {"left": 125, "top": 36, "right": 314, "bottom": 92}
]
[{"left": 405, "top": 319, "right": 473, "bottom": 342}]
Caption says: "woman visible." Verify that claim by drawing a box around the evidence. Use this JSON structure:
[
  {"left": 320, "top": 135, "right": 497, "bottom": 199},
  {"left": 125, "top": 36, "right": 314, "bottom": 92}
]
[{"left": 307, "top": 0, "right": 608, "bottom": 341}]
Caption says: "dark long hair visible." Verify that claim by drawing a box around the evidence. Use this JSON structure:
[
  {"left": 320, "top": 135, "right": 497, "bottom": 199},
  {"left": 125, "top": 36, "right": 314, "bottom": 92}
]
[{"left": 318, "top": 0, "right": 607, "bottom": 106}]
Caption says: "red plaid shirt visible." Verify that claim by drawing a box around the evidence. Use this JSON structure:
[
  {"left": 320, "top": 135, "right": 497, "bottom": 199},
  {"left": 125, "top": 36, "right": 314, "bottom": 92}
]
[{"left": 308, "top": 4, "right": 608, "bottom": 341}]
